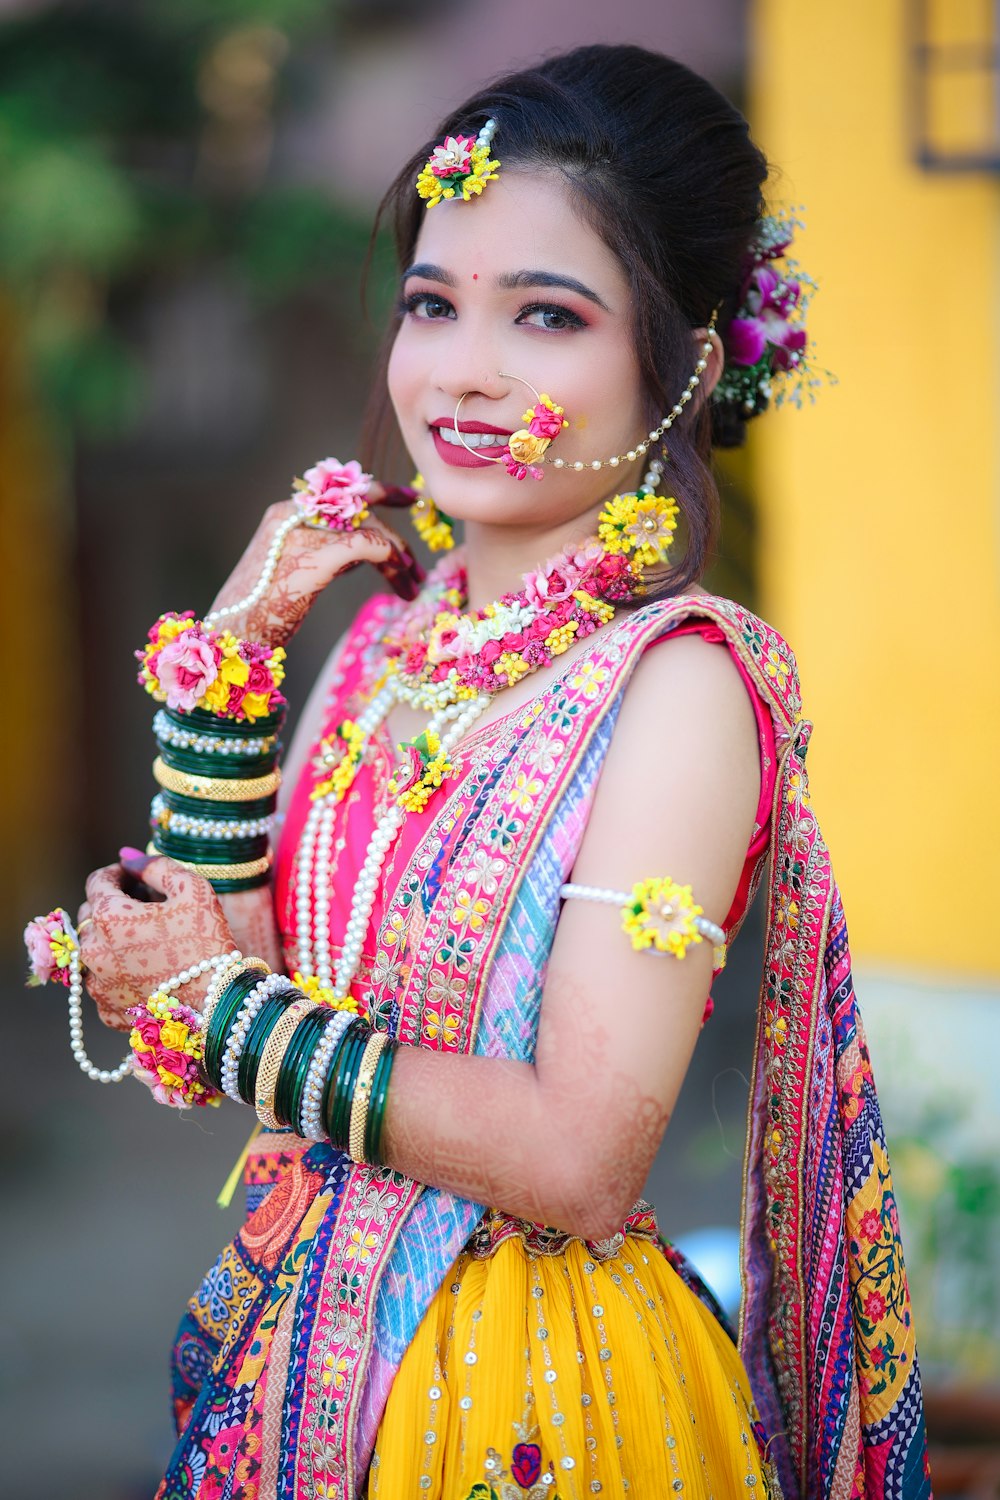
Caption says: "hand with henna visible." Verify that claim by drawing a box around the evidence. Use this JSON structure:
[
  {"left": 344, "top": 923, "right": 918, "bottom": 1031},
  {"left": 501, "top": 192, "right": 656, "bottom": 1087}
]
[
  {"left": 209, "top": 485, "right": 423, "bottom": 646},
  {"left": 76, "top": 853, "right": 239, "bottom": 1031}
]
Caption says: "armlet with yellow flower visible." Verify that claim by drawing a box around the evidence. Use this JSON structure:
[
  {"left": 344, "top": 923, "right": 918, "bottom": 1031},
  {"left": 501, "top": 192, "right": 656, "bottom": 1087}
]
[{"left": 559, "top": 877, "right": 727, "bottom": 971}]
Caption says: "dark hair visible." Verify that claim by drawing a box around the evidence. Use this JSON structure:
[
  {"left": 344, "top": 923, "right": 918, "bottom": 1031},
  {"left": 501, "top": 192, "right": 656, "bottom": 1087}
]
[{"left": 363, "top": 44, "right": 768, "bottom": 595}]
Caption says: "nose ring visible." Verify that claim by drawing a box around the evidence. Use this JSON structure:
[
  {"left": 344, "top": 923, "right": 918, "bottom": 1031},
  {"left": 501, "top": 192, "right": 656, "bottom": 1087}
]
[{"left": 451, "top": 375, "right": 568, "bottom": 481}]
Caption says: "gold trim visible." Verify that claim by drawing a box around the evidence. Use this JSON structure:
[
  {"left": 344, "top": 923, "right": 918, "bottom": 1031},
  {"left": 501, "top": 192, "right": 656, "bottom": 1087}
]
[
  {"left": 152, "top": 755, "right": 281, "bottom": 802},
  {"left": 254, "top": 997, "right": 319, "bottom": 1130},
  {"left": 145, "top": 842, "right": 273, "bottom": 882},
  {"left": 348, "top": 1032, "right": 388, "bottom": 1164}
]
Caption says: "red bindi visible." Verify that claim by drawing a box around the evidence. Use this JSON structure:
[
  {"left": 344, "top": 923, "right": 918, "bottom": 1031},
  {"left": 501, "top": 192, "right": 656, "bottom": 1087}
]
[{"left": 472, "top": 272, "right": 478, "bottom": 280}]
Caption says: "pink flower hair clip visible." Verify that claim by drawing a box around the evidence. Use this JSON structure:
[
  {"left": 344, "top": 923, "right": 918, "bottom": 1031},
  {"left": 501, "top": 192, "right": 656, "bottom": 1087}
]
[
  {"left": 416, "top": 119, "right": 500, "bottom": 208},
  {"left": 713, "top": 209, "right": 835, "bottom": 421}
]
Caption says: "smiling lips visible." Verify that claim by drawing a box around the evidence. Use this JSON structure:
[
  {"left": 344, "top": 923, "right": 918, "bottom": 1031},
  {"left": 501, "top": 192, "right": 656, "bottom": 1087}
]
[{"left": 430, "top": 419, "right": 510, "bottom": 468}]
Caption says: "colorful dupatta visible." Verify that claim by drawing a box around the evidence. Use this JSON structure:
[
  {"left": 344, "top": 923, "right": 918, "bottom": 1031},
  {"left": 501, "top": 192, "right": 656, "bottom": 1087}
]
[{"left": 161, "top": 592, "right": 930, "bottom": 1500}]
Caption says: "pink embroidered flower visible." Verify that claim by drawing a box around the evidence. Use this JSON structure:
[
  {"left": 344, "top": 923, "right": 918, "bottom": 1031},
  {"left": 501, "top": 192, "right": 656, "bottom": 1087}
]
[
  {"left": 155, "top": 631, "right": 220, "bottom": 712},
  {"left": 857, "top": 1208, "right": 882, "bottom": 1242},
  {"left": 428, "top": 134, "right": 474, "bottom": 177},
  {"left": 511, "top": 1444, "right": 542, "bottom": 1488},
  {"left": 296, "top": 458, "right": 372, "bottom": 529},
  {"left": 864, "top": 1290, "right": 887, "bottom": 1322},
  {"left": 870, "top": 1344, "right": 886, "bottom": 1368}
]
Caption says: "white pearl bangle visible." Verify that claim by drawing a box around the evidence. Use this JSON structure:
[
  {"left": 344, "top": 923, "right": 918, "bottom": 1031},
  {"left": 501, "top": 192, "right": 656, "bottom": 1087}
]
[
  {"left": 153, "top": 711, "right": 278, "bottom": 758},
  {"left": 298, "top": 1010, "right": 355, "bottom": 1139},
  {"left": 219, "top": 973, "right": 296, "bottom": 1103}
]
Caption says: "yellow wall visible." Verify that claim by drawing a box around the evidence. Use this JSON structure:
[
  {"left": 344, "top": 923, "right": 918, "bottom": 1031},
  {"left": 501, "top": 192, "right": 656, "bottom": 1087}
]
[{"left": 750, "top": 0, "right": 1000, "bottom": 977}]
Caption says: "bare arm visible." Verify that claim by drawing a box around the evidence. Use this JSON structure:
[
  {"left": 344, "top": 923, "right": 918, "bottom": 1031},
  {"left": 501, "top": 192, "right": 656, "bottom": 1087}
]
[{"left": 382, "top": 634, "right": 760, "bottom": 1239}]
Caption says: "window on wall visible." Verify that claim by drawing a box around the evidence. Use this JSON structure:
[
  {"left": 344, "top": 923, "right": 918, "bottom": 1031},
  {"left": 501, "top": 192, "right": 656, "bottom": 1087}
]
[{"left": 910, "top": 0, "right": 1000, "bottom": 169}]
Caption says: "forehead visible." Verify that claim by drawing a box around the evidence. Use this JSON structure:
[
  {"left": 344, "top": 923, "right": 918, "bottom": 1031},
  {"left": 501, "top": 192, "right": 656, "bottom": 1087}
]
[{"left": 411, "top": 168, "right": 628, "bottom": 298}]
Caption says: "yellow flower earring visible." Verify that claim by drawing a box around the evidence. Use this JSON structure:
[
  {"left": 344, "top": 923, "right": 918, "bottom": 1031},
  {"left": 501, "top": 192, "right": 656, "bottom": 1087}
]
[
  {"left": 597, "top": 457, "right": 678, "bottom": 593},
  {"left": 410, "top": 474, "right": 455, "bottom": 553}
]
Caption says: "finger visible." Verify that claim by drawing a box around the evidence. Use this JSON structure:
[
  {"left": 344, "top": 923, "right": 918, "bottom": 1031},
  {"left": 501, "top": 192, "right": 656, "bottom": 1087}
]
[
  {"left": 84, "top": 863, "right": 135, "bottom": 908},
  {"left": 139, "top": 855, "right": 214, "bottom": 904},
  {"left": 371, "top": 483, "right": 419, "bottom": 510},
  {"left": 360, "top": 523, "right": 425, "bottom": 599}
]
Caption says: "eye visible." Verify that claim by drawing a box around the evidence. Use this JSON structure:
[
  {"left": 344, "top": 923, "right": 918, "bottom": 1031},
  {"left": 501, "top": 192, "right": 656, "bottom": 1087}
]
[
  {"left": 515, "top": 302, "right": 587, "bottom": 332},
  {"left": 400, "top": 290, "right": 455, "bottom": 321}
]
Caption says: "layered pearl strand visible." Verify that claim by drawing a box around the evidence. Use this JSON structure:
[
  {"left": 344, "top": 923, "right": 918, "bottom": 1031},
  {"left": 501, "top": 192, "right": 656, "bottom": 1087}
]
[
  {"left": 294, "top": 678, "right": 489, "bottom": 1001},
  {"left": 67, "top": 937, "right": 242, "bottom": 1085}
]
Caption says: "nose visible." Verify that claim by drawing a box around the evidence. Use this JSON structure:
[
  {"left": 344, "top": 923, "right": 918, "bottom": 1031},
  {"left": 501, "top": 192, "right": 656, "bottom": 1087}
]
[{"left": 431, "top": 317, "right": 509, "bottom": 405}]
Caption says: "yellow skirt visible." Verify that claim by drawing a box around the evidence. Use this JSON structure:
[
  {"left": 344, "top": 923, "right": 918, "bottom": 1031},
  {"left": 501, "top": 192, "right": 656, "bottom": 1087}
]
[{"left": 369, "top": 1228, "right": 780, "bottom": 1499}]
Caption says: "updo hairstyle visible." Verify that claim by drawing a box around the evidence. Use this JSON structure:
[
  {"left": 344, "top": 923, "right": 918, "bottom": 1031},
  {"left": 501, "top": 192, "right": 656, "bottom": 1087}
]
[{"left": 366, "top": 44, "right": 769, "bottom": 595}]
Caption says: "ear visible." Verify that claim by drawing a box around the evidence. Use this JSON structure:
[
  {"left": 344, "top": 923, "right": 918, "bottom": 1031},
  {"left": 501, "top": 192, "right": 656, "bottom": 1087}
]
[{"left": 692, "top": 326, "right": 724, "bottom": 400}]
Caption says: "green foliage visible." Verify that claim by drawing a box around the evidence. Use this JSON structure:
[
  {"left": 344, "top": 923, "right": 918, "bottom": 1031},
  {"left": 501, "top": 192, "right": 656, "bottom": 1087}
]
[{"left": 0, "top": 0, "right": 359, "bottom": 437}]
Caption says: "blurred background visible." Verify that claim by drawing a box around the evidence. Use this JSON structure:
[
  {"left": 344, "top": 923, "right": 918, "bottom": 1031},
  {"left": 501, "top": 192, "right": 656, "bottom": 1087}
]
[{"left": 1, "top": 0, "right": 998, "bottom": 1494}]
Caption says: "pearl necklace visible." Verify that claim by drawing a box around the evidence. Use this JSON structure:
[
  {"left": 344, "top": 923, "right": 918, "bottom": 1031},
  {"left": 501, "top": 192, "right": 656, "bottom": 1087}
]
[{"left": 293, "top": 680, "right": 489, "bottom": 1001}]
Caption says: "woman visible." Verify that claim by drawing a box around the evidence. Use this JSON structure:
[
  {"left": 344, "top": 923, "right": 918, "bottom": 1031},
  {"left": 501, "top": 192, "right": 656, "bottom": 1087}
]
[{"left": 44, "top": 45, "right": 930, "bottom": 1500}]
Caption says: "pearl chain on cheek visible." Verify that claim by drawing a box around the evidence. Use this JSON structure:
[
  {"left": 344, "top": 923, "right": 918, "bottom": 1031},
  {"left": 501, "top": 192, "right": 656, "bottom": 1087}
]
[{"left": 548, "top": 333, "right": 715, "bottom": 474}]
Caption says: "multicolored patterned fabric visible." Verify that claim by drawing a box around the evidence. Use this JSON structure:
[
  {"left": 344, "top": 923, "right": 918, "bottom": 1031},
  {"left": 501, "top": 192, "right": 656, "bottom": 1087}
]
[{"left": 157, "top": 591, "right": 930, "bottom": 1500}]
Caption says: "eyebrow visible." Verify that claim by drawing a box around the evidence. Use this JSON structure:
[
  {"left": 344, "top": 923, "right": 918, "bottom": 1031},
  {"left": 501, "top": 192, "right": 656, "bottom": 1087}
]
[{"left": 402, "top": 262, "right": 610, "bottom": 311}]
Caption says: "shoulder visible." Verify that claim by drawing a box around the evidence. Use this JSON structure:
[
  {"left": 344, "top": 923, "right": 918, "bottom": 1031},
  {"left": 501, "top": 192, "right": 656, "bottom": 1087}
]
[{"left": 608, "top": 591, "right": 802, "bottom": 739}]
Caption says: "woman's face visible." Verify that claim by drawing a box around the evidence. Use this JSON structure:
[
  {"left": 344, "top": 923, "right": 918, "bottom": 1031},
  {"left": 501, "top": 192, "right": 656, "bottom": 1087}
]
[{"left": 387, "top": 169, "right": 651, "bottom": 542}]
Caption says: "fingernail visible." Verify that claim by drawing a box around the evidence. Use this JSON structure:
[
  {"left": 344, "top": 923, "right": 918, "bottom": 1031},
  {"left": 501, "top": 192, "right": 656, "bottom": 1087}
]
[
  {"left": 380, "top": 485, "right": 418, "bottom": 508},
  {"left": 120, "top": 846, "right": 153, "bottom": 872}
]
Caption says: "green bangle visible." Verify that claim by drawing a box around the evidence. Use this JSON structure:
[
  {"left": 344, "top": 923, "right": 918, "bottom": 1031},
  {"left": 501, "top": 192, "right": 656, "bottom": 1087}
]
[
  {"left": 158, "top": 789, "right": 278, "bottom": 820},
  {"left": 238, "top": 992, "right": 293, "bottom": 1106},
  {"left": 164, "top": 704, "right": 286, "bottom": 740},
  {"left": 277, "top": 1008, "right": 330, "bottom": 1130},
  {"left": 204, "top": 967, "right": 268, "bottom": 1088},
  {"left": 364, "top": 1039, "right": 396, "bottom": 1166},
  {"left": 324, "top": 1021, "right": 370, "bottom": 1151},
  {"left": 150, "top": 829, "right": 271, "bottom": 865},
  {"left": 156, "top": 740, "right": 280, "bottom": 780}
]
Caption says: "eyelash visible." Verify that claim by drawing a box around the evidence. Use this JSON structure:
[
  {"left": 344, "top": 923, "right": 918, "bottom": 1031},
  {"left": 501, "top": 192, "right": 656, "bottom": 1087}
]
[{"left": 398, "top": 291, "right": 587, "bottom": 332}]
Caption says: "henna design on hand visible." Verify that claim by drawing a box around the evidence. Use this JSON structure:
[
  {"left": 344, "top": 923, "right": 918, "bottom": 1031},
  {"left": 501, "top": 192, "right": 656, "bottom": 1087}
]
[
  {"left": 78, "top": 858, "right": 235, "bottom": 1030},
  {"left": 209, "top": 498, "right": 424, "bottom": 647}
]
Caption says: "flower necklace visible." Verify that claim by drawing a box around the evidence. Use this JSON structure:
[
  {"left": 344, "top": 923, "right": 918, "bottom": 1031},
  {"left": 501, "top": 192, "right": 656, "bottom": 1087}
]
[{"left": 291, "top": 477, "right": 679, "bottom": 1004}]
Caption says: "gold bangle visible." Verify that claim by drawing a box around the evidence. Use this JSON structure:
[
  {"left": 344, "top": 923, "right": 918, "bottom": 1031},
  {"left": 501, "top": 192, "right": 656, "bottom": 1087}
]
[
  {"left": 201, "top": 956, "right": 271, "bottom": 1032},
  {"left": 348, "top": 1032, "right": 389, "bottom": 1165},
  {"left": 254, "top": 997, "right": 318, "bottom": 1130},
  {"left": 145, "top": 842, "right": 273, "bottom": 883},
  {"left": 152, "top": 755, "right": 281, "bottom": 802}
]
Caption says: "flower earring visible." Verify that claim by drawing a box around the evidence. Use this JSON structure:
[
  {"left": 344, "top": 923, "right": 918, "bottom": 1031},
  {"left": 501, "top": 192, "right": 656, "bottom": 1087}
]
[
  {"left": 596, "top": 455, "right": 679, "bottom": 597},
  {"left": 410, "top": 474, "right": 455, "bottom": 552}
]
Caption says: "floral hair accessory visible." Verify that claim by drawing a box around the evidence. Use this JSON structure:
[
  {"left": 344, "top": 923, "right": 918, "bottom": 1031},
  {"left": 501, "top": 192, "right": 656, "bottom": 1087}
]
[
  {"left": 137, "top": 613, "right": 287, "bottom": 722},
  {"left": 24, "top": 909, "right": 78, "bottom": 987},
  {"left": 416, "top": 119, "right": 500, "bottom": 208},
  {"left": 714, "top": 210, "right": 834, "bottom": 420},
  {"left": 292, "top": 457, "right": 372, "bottom": 531},
  {"left": 128, "top": 992, "right": 221, "bottom": 1109}
]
